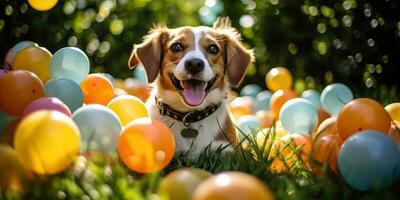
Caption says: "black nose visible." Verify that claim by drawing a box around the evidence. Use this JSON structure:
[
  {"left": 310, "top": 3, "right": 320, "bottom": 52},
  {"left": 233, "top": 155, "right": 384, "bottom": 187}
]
[{"left": 185, "top": 58, "right": 204, "bottom": 74}]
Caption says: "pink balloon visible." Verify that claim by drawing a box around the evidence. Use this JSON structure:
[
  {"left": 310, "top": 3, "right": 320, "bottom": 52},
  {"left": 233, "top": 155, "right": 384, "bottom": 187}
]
[
  {"left": 0, "top": 69, "right": 5, "bottom": 78},
  {"left": 22, "top": 97, "right": 72, "bottom": 117}
]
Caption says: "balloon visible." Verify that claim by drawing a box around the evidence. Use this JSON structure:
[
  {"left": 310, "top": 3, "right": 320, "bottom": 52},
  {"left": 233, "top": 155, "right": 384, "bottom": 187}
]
[
  {"left": 0, "top": 110, "right": 15, "bottom": 133},
  {"left": 45, "top": 79, "right": 83, "bottom": 112},
  {"left": 320, "top": 83, "right": 353, "bottom": 116},
  {"left": 255, "top": 110, "right": 274, "bottom": 128},
  {"left": 13, "top": 46, "right": 52, "bottom": 82},
  {"left": 240, "top": 84, "right": 262, "bottom": 99},
  {"left": 301, "top": 90, "right": 321, "bottom": 108},
  {"left": 312, "top": 117, "right": 337, "bottom": 141},
  {"left": 280, "top": 98, "right": 318, "bottom": 134},
  {"left": 0, "top": 70, "right": 45, "bottom": 116},
  {"left": 72, "top": 105, "right": 122, "bottom": 152},
  {"left": 50, "top": 47, "right": 89, "bottom": 84},
  {"left": 97, "top": 73, "right": 115, "bottom": 86},
  {"left": 385, "top": 103, "right": 400, "bottom": 122},
  {"left": 22, "top": 97, "right": 71, "bottom": 117},
  {"left": 118, "top": 118, "right": 175, "bottom": 173},
  {"left": 0, "top": 69, "right": 5, "bottom": 77},
  {"left": 114, "top": 88, "right": 128, "bottom": 97},
  {"left": 158, "top": 168, "right": 212, "bottom": 200},
  {"left": 80, "top": 74, "right": 114, "bottom": 106},
  {"left": 312, "top": 108, "right": 331, "bottom": 133},
  {"left": 28, "top": 0, "right": 58, "bottom": 11},
  {"left": 236, "top": 115, "right": 262, "bottom": 138},
  {"left": 192, "top": 171, "right": 275, "bottom": 200},
  {"left": 337, "top": 98, "right": 391, "bottom": 140},
  {"left": 0, "top": 145, "right": 29, "bottom": 194},
  {"left": 256, "top": 126, "right": 288, "bottom": 151},
  {"left": 270, "top": 89, "right": 298, "bottom": 119},
  {"left": 1, "top": 118, "right": 21, "bottom": 147},
  {"left": 229, "top": 96, "right": 254, "bottom": 120},
  {"left": 107, "top": 95, "right": 148, "bottom": 126},
  {"left": 281, "top": 133, "right": 312, "bottom": 155},
  {"left": 256, "top": 90, "right": 272, "bottom": 111},
  {"left": 133, "top": 64, "right": 148, "bottom": 85},
  {"left": 265, "top": 67, "right": 293, "bottom": 92},
  {"left": 388, "top": 121, "right": 400, "bottom": 145},
  {"left": 14, "top": 111, "right": 80, "bottom": 175},
  {"left": 311, "top": 135, "right": 342, "bottom": 174},
  {"left": 338, "top": 131, "right": 400, "bottom": 191},
  {"left": 4, "top": 41, "right": 38, "bottom": 70},
  {"left": 124, "top": 78, "right": 150, "bottom": 101}
]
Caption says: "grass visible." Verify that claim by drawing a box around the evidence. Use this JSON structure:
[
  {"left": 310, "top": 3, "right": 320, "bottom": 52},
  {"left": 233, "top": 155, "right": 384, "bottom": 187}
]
[{"left": 1, "top": 124, "right": 399, "bottom": 200}]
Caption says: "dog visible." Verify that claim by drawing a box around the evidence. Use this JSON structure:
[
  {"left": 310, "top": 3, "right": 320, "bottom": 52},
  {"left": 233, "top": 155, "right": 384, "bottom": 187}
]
[{"left": 128, "top": 17, "right": 254, "bottom": 156}]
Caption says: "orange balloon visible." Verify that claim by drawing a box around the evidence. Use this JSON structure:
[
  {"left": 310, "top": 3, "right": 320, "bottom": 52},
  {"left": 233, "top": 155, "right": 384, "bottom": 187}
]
[
  {"left": 80, "top": 74, "right": 114, "bottom": 106},
  {"left": 270, "top": 89, "right": 298, "bottom": 119},
  {"left": 124, "top": 78, "right": 150, "bottom": 101},
  {"left": 118, "top": 118, "right": 175, "bottom": 173},
  {"left": 265, "top": 67, "right": 293, "bottom": 92},
  {"left": 0, "top": 118, "right": 21, "bottom": 147},
  {"left": 311, "top": 135, "right": 342, "bottom": 175},
  {"left": 312, "top": 117, "right": 337, "bottom": 141},
  {"left": 255, "top": 110, "right": 274, "bottom": 128},
  {"left": 388, "top": 121, "right": 400, "bottom": 145},
  {"left": 229, "top": 96, "right": 254, "bottom": 121},
  {"left": 0, "top": 70, "right": 45, "bottom": 116},
  {"left": 337, "top": 98, "right": 391, "bottom": 140},
  {"left": 312, "top": 108, "right": 331, "bottom": 133}
]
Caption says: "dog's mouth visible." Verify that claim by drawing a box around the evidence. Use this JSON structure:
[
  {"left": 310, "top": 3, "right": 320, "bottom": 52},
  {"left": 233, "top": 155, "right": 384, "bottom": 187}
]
[{"left": 169, "top": 74, "right": 216, "bottom": 107}]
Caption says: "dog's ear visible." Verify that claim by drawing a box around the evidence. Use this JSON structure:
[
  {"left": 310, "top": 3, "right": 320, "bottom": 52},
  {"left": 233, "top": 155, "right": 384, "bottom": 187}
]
[
  {"left": 213, "top": 17, "right": 254, "bottom": 86},
  {"left": 128, "top": 24, "right": 169, "bottom": 83}
]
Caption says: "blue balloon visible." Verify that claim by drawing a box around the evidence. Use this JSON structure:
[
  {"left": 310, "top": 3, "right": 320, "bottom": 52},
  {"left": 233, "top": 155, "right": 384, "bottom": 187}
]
[
  {"left": 11, "top": 41, "right": 38, "bottom": 53},
  {"left": 239, "top": 84, "right": 262, "bottom": 99},
  {"left": 45, "top": 79, "right": 83, "bottom": 112},
  {"left": 72, "top": 104, "right": 122, "bottom": 152},
  {"left": 50, "top": 47, "right": 90, "bottom": 84},
  {"left": 320, "top": 83, "right": 353, "bottom": 116},
  {"left": 133, "top": 64, "right": 148, "bottom": 85},
  {"left": 236, "top": 115, "right": 262, "bottom": 139},
  {"left": 256, "top": 90, "right": 272, "bottom": 111},
  {"left": 280, "top": 98, "right": 318, "bottom": 134},
  {"left": 301, "top": 90, "right": 321, "bottom": 109},
  {"left": 0, "top": 110, "right": 15, "bottom": 134},
  {"left": 338, "top": 131, "right": 400, "bottom": 191}
]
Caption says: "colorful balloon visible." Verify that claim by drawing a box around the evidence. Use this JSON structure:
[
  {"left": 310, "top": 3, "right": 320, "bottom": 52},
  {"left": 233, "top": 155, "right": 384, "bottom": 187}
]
[
  {"left": 13, "top": 46, "right": 52, "bottom": 82},
  {"left": 280, "top": 98, "right": 318, "bottom": 134},
  {"left": 107, "top": 95, "right": 148, "bottom": 126},
  {"left": 72, "top": 105, "right": 122, "bottom": 152},
  {"left": 320, "top": 83, "right": 353, "bottom": 116},
  {"left": 385, "top": 102, "right": 400, "bottom": 122},
  {"left": 50, "top": 47, "right": 89, "bottom": 84},
  {"left": 255, "top": 110, "right": 274, "bottom": 128},
  {"left": 337, "top": 98, "right": 391, "bottom": 140},
  {"left": 22, "top": 97, "right": 71, "bottom": 117},
  {"left": 4, "top": 41, "right": 38, "bottom": 70},
  {"left": 338, "top": 131, "right": 400, "bottom": 191},
  {"left": 240, "top": 84, "right": 263, "bottom": 99},
  {"left": 237, "top": 115, "right": 262, "bottom": 138},
  {"left": 270, "top": 89, "right": 298, "bottom": 120},
  {"left": 98, "top": 73, "right": 115, "bottom": 86},
  {"left": 158, "top": 168, "right": 212, "bottom": 200},
  {"left": 28, "top": 0, "right": 58, "bottom": 11},
  {"left": 0, "top": 70, "right": 45, "bottom": 116},
  {"left": 133, "top": 64, "right": 148, "bottom": 85},
  {"left": 256, "top": 90, "right": 272, "bottom": 111},
  {"left": 123, "top": 78, "right": 151, "bottom": 101},
  {"left": 229, "top": 96, "right": 254, "bottom": 120},
  {"left": 312, "top": 108, "right": 331, "bottom": 133},
  {"left": 45, "top": 79, "right": 83, "bottom": 112},
  {"left": 312, "top": 117, "right": 337, "bottom": 141},
  {"left": 192, "top": 171, "right": 275, "bottom": 200},
  {"left": 265, "top": 67, "right": 293, "bottom": 92},
  {"left": 118, "top": 118, "right": 175, "bottom": 173},
  {"left": 311, "top": 135, "right": 342, "bottom": 174},
  {"left": 301, "top": 89, "right": 321, "bottom": 109},
  {"left": 14, "top": 111, "right": 80, "bottom": 175},
  {"left": 80, "top": 74, "right": 114, "bottom": 106},
  {"left": 388, "top": 121, "right": 400, "bottom": 145},
  {"left": 0, "top": 145, "right": 29, "bottom": 194},
  {"left": 0, "top": 69, "right": 5, "bottom": 77}
]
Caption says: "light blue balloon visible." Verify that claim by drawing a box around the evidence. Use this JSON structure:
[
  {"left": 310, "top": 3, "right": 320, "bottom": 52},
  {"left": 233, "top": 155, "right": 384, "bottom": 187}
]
[
  {"left": 338, "top": 131, "right": 400, "bottom": 191},
  {"left": 45, "top": 79, "right": 83, "bottom": 112},
  {"left": 133, "top": 64, "right": 148, "bottom": 85},
  {"left": 72, "top": 105, "right": 122, "bottom": 152},
  {"left": 280, "top": 98, "right": 318, "bottom": 134},
  {"left": 11, "top": 41, "right": 38, "bottom": 53},
  {"left": 240, "top": 84, "right": 262, "bottom": 99},
  {"left": 236, "top": 115, "right": 262, "bottom": 139},
  {"left": 0, "top": 110, "right": 15, "bottom": 134},
  {"left": 320, "top": 83, "right": 353, "bottom": 116},
  {"left": 256, "top": 90, "right": 272, "bottom": 111},
  {"left": 301, "top": 90, "right": 321, "bottom": 109},
  {"left": 50, "top": 47, "right": 90, "bottom": 84}
]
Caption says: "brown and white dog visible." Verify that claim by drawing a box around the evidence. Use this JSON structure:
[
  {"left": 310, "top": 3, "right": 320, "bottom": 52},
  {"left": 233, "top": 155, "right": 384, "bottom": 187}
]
[{"left": 129, "top": 17, "right": 254, "bottom": 156}]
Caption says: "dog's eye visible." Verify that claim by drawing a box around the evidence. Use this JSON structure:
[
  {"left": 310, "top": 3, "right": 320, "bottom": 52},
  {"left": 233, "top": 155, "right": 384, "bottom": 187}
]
[
  {"left": 170, "top": 43, "right": 183, "bottom": 52},
  {"left": 208, "top": 44, "right": 219, "bottom": 54}
]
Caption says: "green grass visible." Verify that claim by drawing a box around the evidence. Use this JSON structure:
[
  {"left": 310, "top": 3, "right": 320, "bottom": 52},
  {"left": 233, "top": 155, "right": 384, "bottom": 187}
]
[{"left": 1, "top": 126, "right": 399, "bottom": 200}]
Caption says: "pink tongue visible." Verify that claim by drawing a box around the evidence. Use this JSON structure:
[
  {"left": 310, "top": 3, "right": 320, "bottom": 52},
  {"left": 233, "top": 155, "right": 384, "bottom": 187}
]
[{"left": 183, "top": 87, "right": 206, "bottom": 106}]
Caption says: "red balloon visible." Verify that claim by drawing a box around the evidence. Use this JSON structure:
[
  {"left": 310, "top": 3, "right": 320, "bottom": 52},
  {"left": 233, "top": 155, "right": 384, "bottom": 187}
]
[{"left": 22, "top": 97, "right": 72, "bottom": 117}]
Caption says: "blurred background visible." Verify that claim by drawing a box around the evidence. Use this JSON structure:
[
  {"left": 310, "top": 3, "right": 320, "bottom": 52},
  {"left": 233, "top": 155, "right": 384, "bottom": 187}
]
[{"left": 0, "top": 0, "right": 399, "bottom": 102}]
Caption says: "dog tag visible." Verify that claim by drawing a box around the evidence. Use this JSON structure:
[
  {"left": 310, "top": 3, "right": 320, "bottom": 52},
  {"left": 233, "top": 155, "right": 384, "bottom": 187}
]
[{"left": 181, "top": 127, "right": 198, "bottom": 138}]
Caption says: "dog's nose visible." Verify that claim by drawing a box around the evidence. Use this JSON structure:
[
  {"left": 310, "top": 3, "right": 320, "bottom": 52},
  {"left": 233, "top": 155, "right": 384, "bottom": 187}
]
[{"left": 185, "top": 58, "right": 204, "bottom": 74}]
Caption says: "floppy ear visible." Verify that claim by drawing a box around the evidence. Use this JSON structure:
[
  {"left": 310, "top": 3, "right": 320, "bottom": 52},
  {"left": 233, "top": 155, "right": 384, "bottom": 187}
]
[
  {"left": 128, "top": 25, "right": 169, "bottom": 83},
  {"left": 213, "top": 17, "right": 254, "bottom": 86}
]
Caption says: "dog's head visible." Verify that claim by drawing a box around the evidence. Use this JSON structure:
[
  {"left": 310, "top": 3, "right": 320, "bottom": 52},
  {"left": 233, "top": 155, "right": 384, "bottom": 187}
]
[{"left": 129, "top": 17, "right": 253, "bottom": 109}]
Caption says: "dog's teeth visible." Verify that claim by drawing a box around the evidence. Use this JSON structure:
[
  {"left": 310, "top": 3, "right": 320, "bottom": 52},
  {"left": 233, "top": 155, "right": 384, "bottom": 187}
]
[
  {"left": 202, "top": 82, "right": 208, "bottom": 89},
  {"left": 180, "top": 80, "right": 185, "bottom": 89}
]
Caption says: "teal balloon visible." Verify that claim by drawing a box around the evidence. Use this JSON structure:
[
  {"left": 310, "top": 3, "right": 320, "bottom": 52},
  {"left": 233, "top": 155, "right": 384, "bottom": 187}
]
[
  {"left": 240, "top": 84, "right": 262, "bottom": 99},
  {"left": 280, "top": 98, "right": 318, "bottom": 134},
  {"left": 50, "top": 47, "right": 90, "bottom": 84},
  {"left": 338, "top": 131, "right": 400, "bottom": 191},
  {"left": 301, "top": 90, "right": 321, "bottom": 108},
  {"left": 45, "top": 79, "right": 83, "bottom": 112},
  {"left": 0, "top": 110, "right": 15, "bottom": 134},
  {"left": 256, "top": 90, "right": 272, "bottom": 111},
  {"left": 133, "top": 64, "right": 148, "bottom": 85},
  {"left": 72, "top": 105, "right": 122, "bottom": 152},
  {"left": 236, "top": 115, "right": 262, "bottom": 139},
  {"left": 320, "top": 83, "right": 353, "bottom": 116}
]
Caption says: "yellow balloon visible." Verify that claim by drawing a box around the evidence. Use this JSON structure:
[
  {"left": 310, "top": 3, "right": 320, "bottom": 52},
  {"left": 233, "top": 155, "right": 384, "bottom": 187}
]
[
  {"left": 107, "top": 95, "right": 149, "bottom": 126},
  {"left": 13, "top": 46, "right": 52, "bottom": 82},
  {"left": 385, "top": 103, "right": 400, "bottom": 122},
  {"left": 28, "top": 0, "right": 58, "bottom": 11},
  {"left": 265, "top": 67, "right": 293, "bottom": 91},
  {"left": 14, "top": 111, "right": 80, "bottom": 175}
]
